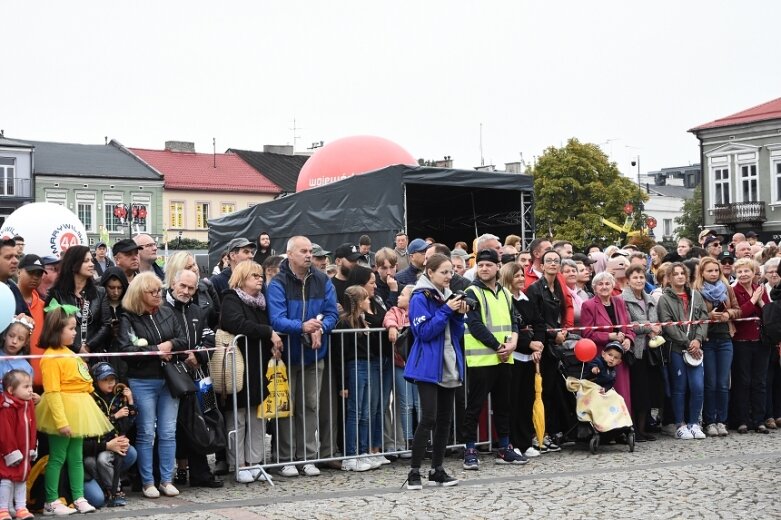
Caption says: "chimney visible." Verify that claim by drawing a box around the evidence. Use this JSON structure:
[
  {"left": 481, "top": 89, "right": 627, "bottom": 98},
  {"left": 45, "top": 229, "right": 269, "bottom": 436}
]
[
  {"left": 432, "top": 156, "right": 453, "bottom": 168},
  {"left": 504, "top": 162, "right": 522, "bottom": 173},
  {"left": 263, "top": 145, "right": 295, "bottom": 155},
  {"left": 165, "top": 141, "right": 195, "bottom": 153}
]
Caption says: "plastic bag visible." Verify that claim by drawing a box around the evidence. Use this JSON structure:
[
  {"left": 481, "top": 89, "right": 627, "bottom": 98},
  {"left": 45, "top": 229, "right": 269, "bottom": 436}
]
[{"left": 258, "top": 359, "right": 291, "bottom": 419}]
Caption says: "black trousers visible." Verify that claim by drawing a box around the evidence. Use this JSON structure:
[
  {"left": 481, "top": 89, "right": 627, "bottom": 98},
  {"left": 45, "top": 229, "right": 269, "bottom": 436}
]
[
  {"left": 509, "top": 361, "right": 535, "bottom": 450},
  {"left": 410, "top": 383, "right": 456, "bottom": 469},
  {"left": 732, "top": 340, "right": 770, "bottom": 428},
  {"left": 630, "top": 354, "right": 653, "bottom": 422},
  {"left": 463, "top": 363, "right": 512, "bottom": 444}
]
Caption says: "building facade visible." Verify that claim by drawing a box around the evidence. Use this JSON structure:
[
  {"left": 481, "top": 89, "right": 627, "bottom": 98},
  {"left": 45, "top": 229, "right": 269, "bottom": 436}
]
[
  {"left": 690, "top": 97, "right": 781, "bottom": 242},
  {"left": 0, "top": 137, "right": 35, "bottom": 226}
]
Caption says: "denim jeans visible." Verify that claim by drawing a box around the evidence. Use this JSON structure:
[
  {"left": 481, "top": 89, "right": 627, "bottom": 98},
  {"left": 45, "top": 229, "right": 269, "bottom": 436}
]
[
  {"left": 394, "top": 365, "right": 419, "bottom": 441},
  {"left": 83, "top": 445, "right": 138, "bottom": 507},
  {"left": 129, "top": 378, "right": 179, "bottom": 485},
  {"left": 344, "top": 360, "right": 370, "bottom": 456},
  {"left": 702, "top": 338, "right": 733, "bottom": 425},
  {"left": 370, "top": 356, "right": 394, "bottom": 450},
  {"left": 668, "top": 351, "right": 704, "bottom": 425}
]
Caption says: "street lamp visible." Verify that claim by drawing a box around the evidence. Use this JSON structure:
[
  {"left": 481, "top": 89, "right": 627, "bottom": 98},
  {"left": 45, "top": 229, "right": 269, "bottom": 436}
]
[
  {"left": 631, "top": 156, "right": 641, "bottom": 186},
  {"left": 113, "top": 203, "right": 148, "bottom": 239}
]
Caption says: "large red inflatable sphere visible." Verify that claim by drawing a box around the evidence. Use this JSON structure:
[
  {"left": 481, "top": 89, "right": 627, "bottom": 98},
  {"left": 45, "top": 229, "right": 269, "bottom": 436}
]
[{"left": 296, "top": 135, "right": 416, "bottom": 192}]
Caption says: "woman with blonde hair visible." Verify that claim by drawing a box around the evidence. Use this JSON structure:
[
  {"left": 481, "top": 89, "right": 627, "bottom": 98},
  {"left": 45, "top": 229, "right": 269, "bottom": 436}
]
[
  {"left": 649, "top": 245, "right": 668, "bottom": 283},
  {"left": 692, "top": 256, "right": 740, "bottom": 437}
]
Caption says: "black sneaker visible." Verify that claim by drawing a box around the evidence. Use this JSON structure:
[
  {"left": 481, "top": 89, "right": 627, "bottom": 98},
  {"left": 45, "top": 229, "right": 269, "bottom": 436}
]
[
  {"left": 174, "top": 468, "right": 188, "bottom": 485},
  {"left": 404, "top": 469, "right": 422, "bottom": 490},
  {"left": 428, "top": 467, "right": 458, "bottom": 487},
  {"left": 496, "top": 444, "right": 528, "bottom": 465}
]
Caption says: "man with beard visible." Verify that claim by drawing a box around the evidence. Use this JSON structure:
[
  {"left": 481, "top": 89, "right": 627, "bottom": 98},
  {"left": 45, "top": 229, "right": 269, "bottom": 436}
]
[
  {"left": 253, "top": 232, "right": 276, "bottom": 266},
  {"left": 330, "top": 243, "right": 361, "bottom": 307}
]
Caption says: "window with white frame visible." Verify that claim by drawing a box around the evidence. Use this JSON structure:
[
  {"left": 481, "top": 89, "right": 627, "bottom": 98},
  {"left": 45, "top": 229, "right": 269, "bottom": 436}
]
[
  {"left": 0, "top": 158, "right": 14, "bottom": 196},
  {"left": 739, "top": 163, "right": 758, "bottom": 202},
  {"left": 75, "top": 192, "right": 96, "bottom": 233},
  {"left": 713, "top": 166, "right": 730, "bottom": 205},
  {"left": 131, "top": 194, "right": 151, "bottom": 233},
  {"left": 663, "top": 219, "right": 673, "bottom": 237},
  {"left": 103, "top": 194, "right": 123, "bottom": 233},
  {"left": 773, "top": 149, "right": 781, "bottom": 203}
]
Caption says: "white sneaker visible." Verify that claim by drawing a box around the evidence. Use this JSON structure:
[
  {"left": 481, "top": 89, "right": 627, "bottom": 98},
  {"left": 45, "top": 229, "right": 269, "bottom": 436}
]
[
  {"left": 341, "top": 457, "right": 372, "bottom": 472},
  {"left": 716, "top": 423, "right": 729, "bottom": 436},
  {"left": 689, "top": 424, "right": 706, "bottom": 439},
  {"left": 142, "top": 485, "right": 160, "bottom": 499},
  {"left": 159, "top": 482, "right": 180, "bottom": 496},
  {"left": 236, "top": 469, "right": 255, "bottom": 483},
  {"left": 704, "top": 424, "right": 719, "bottom": 437},
  {"left": 278, "top": 465, "right": 299, "bottom": 477},
  {"left": 250, "top": 468, "right": 269, "bottom": 481},
  {"left": 676, "top": 425, "right": 694, "bottom": 440},
  {"left": 374, "top": 455, "right": 391, "bottom": 465},
  {"left": 43, "top": 499, "right": 75, "bottom": 516},
  {"left": 523, "top": 446, "right": 541, "bottom": 458},
  {"left": 301, "top": 463, "right": 321, "bottom": 476},
  {"left": 72, "top": 498, "right": 95, "bottom": 514},
  {"left": 362, "top": 454, "right": 381, "bottom": 469}
]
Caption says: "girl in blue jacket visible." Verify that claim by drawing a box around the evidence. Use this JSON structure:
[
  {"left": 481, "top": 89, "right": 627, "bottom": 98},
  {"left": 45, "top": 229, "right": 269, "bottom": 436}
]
[{"left": 403, "top": 253, "right": 467, "bottom": 490}]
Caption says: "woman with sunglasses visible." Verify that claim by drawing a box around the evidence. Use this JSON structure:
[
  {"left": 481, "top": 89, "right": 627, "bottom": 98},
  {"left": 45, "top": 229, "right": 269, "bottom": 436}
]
[{"left": 118, "top": 272, "right": 188, "bottom": 498}]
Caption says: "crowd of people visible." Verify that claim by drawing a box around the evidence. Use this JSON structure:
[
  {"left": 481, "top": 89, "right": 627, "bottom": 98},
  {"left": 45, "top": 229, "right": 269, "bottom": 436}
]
[{"left": 1, "top": 226, "right": 781, "bottom": 511}]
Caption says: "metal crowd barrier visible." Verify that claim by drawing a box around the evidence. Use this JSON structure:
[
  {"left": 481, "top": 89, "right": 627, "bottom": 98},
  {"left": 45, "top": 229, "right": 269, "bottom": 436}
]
[{"left": 223, "top": 328, "right": 495, "bottom": 482}]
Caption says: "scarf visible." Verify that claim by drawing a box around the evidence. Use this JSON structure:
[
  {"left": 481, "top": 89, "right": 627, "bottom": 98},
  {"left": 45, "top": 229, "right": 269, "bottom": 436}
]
[
  {"left": 235, "top": 288, "right": 266, "bottom": 310},
  {"left": 700, "top": 280, "right": 728, "bottom": 304}
]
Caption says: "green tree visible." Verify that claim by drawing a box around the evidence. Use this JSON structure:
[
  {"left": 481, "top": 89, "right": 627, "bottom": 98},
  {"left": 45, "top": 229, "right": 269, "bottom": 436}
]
[
  {"left": 531, "top": 138, "right": 647, "bottom": 248},
  {"left": 674, "top": 184, "right": 703, "bottom": 241}
]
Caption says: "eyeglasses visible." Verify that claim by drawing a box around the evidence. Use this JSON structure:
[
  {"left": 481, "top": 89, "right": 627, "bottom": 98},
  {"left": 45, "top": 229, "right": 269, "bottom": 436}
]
[
  {"left": 544, "top": 258, "right": 561, "bottom": 265},
  {"left": 720, "top": 260, "right": 734, "bottom": 265},
  {"left": 767, "top": 270, "right": 779, "bottom": 276},
  {"left": 146, "top": 288, "right": 162, "bottom": 295},
  {"left": 250, "top": 273, "right": 263, "bottom": 279}
]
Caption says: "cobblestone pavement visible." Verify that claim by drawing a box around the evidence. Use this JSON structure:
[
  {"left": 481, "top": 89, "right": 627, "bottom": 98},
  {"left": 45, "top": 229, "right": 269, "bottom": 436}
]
[{"left": 85, "top": 431, "right": 781, "bottom": 519}]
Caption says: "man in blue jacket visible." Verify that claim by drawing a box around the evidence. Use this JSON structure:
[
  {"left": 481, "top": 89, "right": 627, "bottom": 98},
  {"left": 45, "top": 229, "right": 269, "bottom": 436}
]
[{"left": 266, "top": 236, "right": 339, "bottom": 478}]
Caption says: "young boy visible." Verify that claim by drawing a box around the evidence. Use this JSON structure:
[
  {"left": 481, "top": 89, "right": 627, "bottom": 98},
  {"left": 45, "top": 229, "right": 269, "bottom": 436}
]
[
  {"left": 84, "top": 363, "right": 137, "bottom": 507},
  {"left": 587, "top": 341, "right": 623, "bottom": 392},
  {"left": 0, "top": 370, "right": 36, "bottom": 520}
]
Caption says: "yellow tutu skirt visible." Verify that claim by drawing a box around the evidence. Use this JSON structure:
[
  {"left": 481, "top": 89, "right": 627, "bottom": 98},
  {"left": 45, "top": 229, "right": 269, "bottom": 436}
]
[{"left": 35, "top": 392, "right": 113, "bottom": 437}]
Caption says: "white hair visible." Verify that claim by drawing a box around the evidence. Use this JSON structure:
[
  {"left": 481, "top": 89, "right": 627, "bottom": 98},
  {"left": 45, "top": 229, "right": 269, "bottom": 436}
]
[
  {"left": 476, "top": 233, "right": 500, "bottom": 251},
  {"left": 591, "top": 271, "right": 616, "bottom": 287}
]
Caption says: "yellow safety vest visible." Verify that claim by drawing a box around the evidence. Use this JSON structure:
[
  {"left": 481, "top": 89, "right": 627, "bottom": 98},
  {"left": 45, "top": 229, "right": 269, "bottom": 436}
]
[{"left": 463, "top": 285, "right": 514, "bottom": 367}]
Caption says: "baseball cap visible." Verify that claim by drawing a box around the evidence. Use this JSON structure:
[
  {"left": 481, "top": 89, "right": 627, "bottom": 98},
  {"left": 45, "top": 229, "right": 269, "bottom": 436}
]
[
  {"left": 19, "top": 254, "right": 44, "bottom": 273},
  {"left": 112, "top": 239, "right": 142, "bottom": 256},
  {"left": 226, "top": 238, "right": 255, "bottom": 252},
  {"left": 407, "top": 238, "right": 430, "bottom": 255},
  {"left": 572, "top": 253, "right": 595, "bottom": 265},
  {"left": 698, "top": 229, "right": 717, "bottom": 242},
  {"left": 746, "top": 231, "right": 758, "bottom": 238},
  {"left": 90, "top": 362, "right": 118, "bottom": 382},
  {"left": 312, "top": 244, "right": 331, "bottom": 257},
  {"left": 41, "top": 255, "right": 61, "bottom": 266},
  {"left": 334, "top": 243, "right": 361, "bottom": 261},
  {"left": 703, "top": 235, "right": 721, "bottom": 248},
  {"left": 95, "top": 241, "right": 107, "bottom": 249},
  {"left": 604, "top": 341, "right": 624, "bottom": 357},
  {"left": 475, "top": 248, "right": 500, "bottom": 264},
  {"left": 718, "top": 250, "right": 735, "bottom": 264},
  {"left": 451, "top": 248, "right": 470, "bottom": 259}
]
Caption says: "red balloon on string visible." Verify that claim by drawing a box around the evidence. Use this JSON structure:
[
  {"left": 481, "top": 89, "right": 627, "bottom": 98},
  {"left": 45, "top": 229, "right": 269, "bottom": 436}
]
[{"left": 574, "top": 338, "right": 597, "bottom": 362}]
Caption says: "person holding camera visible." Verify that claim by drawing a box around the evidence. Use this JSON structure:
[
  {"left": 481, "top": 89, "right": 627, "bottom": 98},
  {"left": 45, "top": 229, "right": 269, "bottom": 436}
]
[
  {"left": 461, "top": 249, "right": 525, "bottom": 470},
  {"left": 402, "top": 253, "right": 466, "bottom": 490}
]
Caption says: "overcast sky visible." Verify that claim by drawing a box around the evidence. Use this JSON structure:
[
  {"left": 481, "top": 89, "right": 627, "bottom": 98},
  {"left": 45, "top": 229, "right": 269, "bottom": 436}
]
[{"left": 4, "top": 1, "right": 779, "bottom": 176}]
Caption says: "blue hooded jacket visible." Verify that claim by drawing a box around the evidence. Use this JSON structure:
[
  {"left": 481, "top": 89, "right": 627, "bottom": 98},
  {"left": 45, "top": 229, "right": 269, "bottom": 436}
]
[
  {"left": 266, "top": 258, "right": 339, "bottom": 366},
  {"left": 403, "top": 275, "right": 465, "bottom": 384}
]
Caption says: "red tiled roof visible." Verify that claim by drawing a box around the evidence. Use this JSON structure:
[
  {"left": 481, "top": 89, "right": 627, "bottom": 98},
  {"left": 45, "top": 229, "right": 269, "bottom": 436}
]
[
  {"left": 690, "top": 96, "right": 781, "bottom": 132},
  {"left": 129, "top": 148, "right": 281, "bottom": 194}
]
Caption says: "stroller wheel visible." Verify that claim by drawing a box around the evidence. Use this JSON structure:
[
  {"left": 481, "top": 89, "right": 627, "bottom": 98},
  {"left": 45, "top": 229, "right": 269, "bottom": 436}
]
[
  {"left": 628, "top": 432, "right": 635, "bottom": 453},
  {"left": 589, "top": 435, "right": 599, "bottom": 454}
]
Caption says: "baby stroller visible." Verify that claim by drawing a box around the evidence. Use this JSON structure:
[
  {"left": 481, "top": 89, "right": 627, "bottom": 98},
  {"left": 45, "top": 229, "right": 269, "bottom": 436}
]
[{"left": 552, "top": 340, "right": 635, "bottom": 454}]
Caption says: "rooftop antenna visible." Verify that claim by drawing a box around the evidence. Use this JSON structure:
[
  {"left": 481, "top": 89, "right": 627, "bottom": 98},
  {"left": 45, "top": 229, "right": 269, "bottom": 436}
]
[
  {"left": 290, "top": 117, "right": 302, "bottom": 152},
  {"left": 213, "top": 137, "right": 216, "bottom": 168},
  {"left": 479, "top": 123, "right": 485, "bottom": 166},
  {"left": 104, "top": 136, "right": 108, "bottom": 145}
]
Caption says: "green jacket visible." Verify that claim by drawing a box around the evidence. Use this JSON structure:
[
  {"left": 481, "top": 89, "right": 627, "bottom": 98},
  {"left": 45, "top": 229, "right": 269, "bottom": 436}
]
[{"left": 657, "top": 286, "right": 708, "bottom": 354}]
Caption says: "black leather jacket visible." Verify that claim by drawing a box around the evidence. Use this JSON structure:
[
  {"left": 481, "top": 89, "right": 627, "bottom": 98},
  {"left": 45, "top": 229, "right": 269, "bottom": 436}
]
[
  {"left": 46, "top": 287, "right": 112, "bottom": 354},
  {"left": 117, "top": 304, "right": 188, "bottom": 379}
]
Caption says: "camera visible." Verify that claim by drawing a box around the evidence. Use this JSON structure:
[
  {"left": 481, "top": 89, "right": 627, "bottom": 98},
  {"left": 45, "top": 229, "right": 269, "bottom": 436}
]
[{"left": 449, "top": 290, "right": 477, "bottom": 309}]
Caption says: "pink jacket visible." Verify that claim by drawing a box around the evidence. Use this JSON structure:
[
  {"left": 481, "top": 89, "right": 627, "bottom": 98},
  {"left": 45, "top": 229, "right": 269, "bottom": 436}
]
[
  {"left": 580, "top": 295, "right": 637, "bottom": 347},
  {"left": 384, "top": 306, "right": 410, "bottom": 367}
]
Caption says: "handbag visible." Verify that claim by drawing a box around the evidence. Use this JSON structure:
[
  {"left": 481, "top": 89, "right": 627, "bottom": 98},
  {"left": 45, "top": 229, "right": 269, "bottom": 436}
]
[
  {"left": 258, "top": 359, "right": 291, "bottom": 420},
  {"left": 177, "top": 393, "right": 227, "bottom": 455},
  {"left": 162, "top": 360, "right": 197, "bottom": 398},
  {"left": 194, "top": 367, "right": 217, "bottom": 413},
  {"left": 208, "top": 329, "right": 245, "bottom": 395},
  {"left": 395, "top": 327, "right": 412, "bottom": 361}
]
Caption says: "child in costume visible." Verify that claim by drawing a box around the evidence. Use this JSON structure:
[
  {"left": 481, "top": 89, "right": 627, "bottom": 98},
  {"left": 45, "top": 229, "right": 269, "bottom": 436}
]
[
  {"left": 35, "top": 303, "right": 113, "bottom": 515},
  {"left": 0, "top": 370, "right": 36, "bottom": 520}
]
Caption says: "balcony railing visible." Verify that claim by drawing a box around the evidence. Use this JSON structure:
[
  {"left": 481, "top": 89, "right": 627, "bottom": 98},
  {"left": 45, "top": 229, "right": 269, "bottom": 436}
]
[
  {"left": 0, "top": 179, "right": 32, "bottom": 198},
  {"left": 714, "top": 201, "right": 767, "bottom": 226}
]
